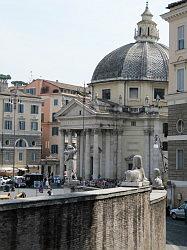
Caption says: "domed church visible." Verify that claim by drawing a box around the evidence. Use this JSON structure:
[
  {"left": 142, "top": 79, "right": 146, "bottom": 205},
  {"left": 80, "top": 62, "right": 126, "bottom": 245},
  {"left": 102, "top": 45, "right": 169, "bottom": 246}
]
[{"left": 57, "top": 3, "right": 169, "bottom": 181}]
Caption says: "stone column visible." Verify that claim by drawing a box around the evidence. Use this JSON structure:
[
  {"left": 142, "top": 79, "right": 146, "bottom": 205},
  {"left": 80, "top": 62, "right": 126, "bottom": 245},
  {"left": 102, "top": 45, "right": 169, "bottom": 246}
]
[
  {"left": 117, "top": 129, "right": 123, "bottom": 180},
  {"left": 93, "top": 129, "right": 99, "bottom": 179},
  {"left": 76, "top": 130, "right": 80, "bottom": 177},
  {"left": 79, "top": 131, "right": 83, "bottom": 178},
  {"left": 144, "top": 122, "right": 154, "bottom": 180},
  {"left": 105, "top": 130, "right": 111, "bottom": 178},
  {"left": 59, "top": 129, "right": 65, "bottom": 177},
  {"left": 68, "top": 130, "right": 72, "bottom": 145},
  {"left": 85, "top": 129, "right": 91, "bottom": 179}
]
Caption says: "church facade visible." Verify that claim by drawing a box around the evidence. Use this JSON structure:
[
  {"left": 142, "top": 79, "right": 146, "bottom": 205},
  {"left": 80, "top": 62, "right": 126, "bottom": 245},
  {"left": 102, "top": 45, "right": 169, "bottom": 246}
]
[{"left": 57, "top": 4, "right": 169, "bottom": 181}]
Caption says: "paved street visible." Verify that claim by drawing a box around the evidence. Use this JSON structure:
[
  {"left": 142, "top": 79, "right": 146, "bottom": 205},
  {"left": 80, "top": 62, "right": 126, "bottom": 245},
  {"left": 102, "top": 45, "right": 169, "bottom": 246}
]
[
  {"left": 0, "top": 187, "right": 71, "bottom": 200},
  {"left": 166, "top": 216, "right": 187, "bottom": 250}
]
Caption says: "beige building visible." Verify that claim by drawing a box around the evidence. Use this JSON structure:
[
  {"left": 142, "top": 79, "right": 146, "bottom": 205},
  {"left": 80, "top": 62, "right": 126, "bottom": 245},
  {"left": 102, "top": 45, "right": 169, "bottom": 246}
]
[
  {"left": 57, "top": 4, "right": 169, "bottom": 181},
  {"left": 0, "top": 82, "right": 42, "bottom": 175},
  {"left": 162, "top": 0, "right": 187, "bottom": 207}
]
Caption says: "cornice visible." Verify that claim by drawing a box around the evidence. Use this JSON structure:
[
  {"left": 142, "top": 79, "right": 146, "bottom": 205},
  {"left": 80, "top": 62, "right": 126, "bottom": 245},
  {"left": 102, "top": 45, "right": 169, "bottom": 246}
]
[{"left": 161, "top": 6, "right": 187, "bottom": 22}]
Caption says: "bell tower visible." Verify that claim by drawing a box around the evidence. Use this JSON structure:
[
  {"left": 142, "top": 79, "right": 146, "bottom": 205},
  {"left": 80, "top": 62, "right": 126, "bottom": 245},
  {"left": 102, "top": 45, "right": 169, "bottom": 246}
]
[{"left": 134, "top": 2, "right": 159, "bottom": 43}]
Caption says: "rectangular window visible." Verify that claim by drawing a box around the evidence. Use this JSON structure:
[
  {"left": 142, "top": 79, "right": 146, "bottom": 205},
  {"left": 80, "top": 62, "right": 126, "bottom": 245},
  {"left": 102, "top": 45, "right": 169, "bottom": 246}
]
[
  {"left": 31, "top": 105, "right": 39, "bottom": 114},
  {"left": 162, "top": 141, "right": 168, "bottom": 151},
  {"left": 128, "top": 163, "right": 133, "bottom": 170},
  {"left": 41, "top": 113, "right": 44, "bottom": 122},
  {"left": 178, "top": 26, "right": 184, "bottom": 50},
  {"left": 51, "top": 144, "right": 58, "bottom": 154},
  {"left": 31, "top": 122, "right": 38, "bottom": 131},
  {"left": 40, "top": 86, "right": 49, "bottom": 94},
  {"left": 52, "top": 127, "right": 59, "bottom": 136},
  {"left": 131, "top": 121, "right": 136, "bottom": 126},
  {"left": 4, "top": 152, "right": 10, "bottom": 161},
  {"left": 4, "top": 120, "right": 12, "bottom": 130},
  {"left": 31, "top": 152, "right": 36, "bottom": 161},
  {"left": 19, "top": 121, "right": 25, "bottom": 130},
  {"left": 102, "top": 89, "right": 111, "bottom": 100},
  {"left": 154, "top": 89, "right": 165, "bottom": 100},
  {"left": 18, "top": 103, "right": 24, "bottom": 113},
  {"left": 129, "top": 88, "right": 138, "bottom": 99},
  {"left": 54, "top": 99, "right": 58, "bottom": 106},
  {"left": 26, "top": 88, "right": 36, "bottom": 95},
  {"left": 177, "top": 68, "right": 184, "bottom": 92},
  {"left": 52, "top": 113, "right": 56, "bottom": 122},
  {"left": 19, "top": 152, "right": 23, "bottom": 161},
  {"left": 176, "top": 149, "right": 184, "bottom": 170},
  {"left": 163, "top": 123, "right": 168, "bottom": 137},
  {"left": 65, "top": 100, "right": 69, "bottom": 105},
  {"left": 4, "top": 102, "right": 12, "bottom": 112}
]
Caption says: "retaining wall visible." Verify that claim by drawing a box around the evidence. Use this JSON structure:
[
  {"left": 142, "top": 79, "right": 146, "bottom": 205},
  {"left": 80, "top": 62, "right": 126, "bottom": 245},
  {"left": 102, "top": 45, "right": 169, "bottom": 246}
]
[{"left": 0, "top": 187, "right": 166, "bottom": 250}]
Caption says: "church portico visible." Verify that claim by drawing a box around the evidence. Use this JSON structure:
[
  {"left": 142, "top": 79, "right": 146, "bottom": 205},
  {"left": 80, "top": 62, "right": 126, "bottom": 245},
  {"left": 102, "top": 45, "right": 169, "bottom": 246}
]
[{"left": 57, "top": 115, "right": 123, "bottom": 180}]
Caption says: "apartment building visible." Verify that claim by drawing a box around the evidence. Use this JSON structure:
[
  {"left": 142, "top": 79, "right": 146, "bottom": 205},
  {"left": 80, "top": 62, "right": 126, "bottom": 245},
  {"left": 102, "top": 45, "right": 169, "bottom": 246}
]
[
  {"left": 0, "top": 86, "right": 42, "bottom": 176},
  {"left": 162, "top": 0, "right": 187, "bottom": 207},
  {"left": 20, "top": 79, "right": 86, "bottom": 176}
]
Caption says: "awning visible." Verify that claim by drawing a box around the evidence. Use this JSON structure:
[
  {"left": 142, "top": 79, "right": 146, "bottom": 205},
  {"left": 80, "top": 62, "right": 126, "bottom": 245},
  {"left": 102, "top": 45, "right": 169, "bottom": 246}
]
[
  {"left": 0, "top": 167, "right": 19, "bottom": 173},
  {"left": 27, "top": 165, "right": 41, "bottom": 168}
]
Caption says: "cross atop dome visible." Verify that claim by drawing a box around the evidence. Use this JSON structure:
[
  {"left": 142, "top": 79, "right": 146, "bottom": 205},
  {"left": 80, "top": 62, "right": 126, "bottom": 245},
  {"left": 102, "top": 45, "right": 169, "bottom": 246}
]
[{"left": 134, "top": 3, "right": 159, "bottom": 43}]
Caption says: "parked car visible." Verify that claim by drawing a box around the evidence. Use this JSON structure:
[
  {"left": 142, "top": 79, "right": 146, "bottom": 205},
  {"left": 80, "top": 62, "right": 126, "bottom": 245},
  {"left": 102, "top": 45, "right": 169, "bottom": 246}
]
[
  {"left": 24, "top": 173, "right": 43, "bottom": 188},
  {"left": 14, "top": 176, "right": 26, "bottom": 188},
  {"left": 170, "top": 201, "right": 187, "bottom": 219},
  {"left": 3, "top": 180, "right": 14, "bottom": 192},
  {"left": 0, "top": 177, "right": 11, "bottom": 186}
]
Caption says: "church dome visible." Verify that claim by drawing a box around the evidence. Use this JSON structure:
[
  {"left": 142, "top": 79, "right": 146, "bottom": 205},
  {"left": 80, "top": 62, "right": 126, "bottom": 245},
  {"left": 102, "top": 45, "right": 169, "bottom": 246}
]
[{"left": 91, "top": 4, "right": 169, "bottom": 83}]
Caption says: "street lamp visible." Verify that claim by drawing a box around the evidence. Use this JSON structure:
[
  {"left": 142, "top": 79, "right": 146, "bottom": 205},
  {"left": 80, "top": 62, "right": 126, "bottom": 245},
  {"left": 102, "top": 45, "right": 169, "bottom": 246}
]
[{"left": 9, "top": 89, "right": 20, "bottom": 190}]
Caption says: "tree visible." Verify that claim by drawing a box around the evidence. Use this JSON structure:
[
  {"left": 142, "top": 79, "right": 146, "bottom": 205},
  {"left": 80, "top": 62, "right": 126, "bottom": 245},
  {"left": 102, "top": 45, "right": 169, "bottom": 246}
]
[
  {"left": 0, "top": 74, "right": 11, "bottom": 83},
  {"left": 11, "top": 81, "right": 28, "bottom": 87}
]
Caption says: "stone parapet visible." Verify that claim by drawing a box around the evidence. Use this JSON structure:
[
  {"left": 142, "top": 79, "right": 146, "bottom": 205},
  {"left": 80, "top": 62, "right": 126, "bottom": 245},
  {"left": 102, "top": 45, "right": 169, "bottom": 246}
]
[{"left": 0, "top": 187, "right": 166, "bottom": 250}]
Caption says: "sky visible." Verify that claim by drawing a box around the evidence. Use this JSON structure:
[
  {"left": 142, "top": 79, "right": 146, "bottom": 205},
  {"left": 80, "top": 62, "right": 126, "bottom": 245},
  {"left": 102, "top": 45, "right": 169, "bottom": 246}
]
[{"left": 0, "top": 0, "right": 172, "bottom": 86}]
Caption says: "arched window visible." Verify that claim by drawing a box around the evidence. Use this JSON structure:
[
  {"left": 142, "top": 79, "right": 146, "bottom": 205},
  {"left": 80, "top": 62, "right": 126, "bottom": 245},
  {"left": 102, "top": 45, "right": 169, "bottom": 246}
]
[
  {"left": 148, "top": 27, "right": 150, "bottom": 36},
  {"left": 16, "top": 139, "right": 26, "bottom": 147}
]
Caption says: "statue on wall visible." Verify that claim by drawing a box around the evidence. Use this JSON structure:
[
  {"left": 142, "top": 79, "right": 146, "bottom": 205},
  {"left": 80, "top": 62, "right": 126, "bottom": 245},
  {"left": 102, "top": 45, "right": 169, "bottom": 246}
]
[
  {"left": 64, "top": 145, "right": 77, "bottom": 181},
  {"left": 124, "top": 155, "right": 149, "bottom": 187},
  {"left": 152, "top": 168, "right": 164, "bottom": 189}
]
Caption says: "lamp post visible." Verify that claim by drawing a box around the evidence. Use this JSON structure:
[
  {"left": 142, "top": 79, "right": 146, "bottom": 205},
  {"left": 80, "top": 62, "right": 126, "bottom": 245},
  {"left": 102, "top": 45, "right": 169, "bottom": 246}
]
[{"left": 9, "top": 89, "right": 20, "bottom": 191}]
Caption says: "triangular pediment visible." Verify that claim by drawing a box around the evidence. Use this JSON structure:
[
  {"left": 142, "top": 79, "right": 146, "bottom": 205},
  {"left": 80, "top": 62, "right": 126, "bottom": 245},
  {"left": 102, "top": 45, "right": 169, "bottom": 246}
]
[{"left": 56, "top": 98, "right": 97, "bottom": 118}]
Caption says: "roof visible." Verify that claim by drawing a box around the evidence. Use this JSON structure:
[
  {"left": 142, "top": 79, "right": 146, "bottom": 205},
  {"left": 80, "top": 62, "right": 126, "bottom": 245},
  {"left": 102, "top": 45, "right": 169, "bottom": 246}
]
[
  {"left": 1, "top": 89, "right": 41, "bottom": 100},
  {"left": 167, "top": 0, "right": 187, "bottom": 9},
  {"left": 92, "top": 41, "right": 169, "bottom": 83},
  {"left": 39, "top": 79, "right": 85, "bottom": 91}
]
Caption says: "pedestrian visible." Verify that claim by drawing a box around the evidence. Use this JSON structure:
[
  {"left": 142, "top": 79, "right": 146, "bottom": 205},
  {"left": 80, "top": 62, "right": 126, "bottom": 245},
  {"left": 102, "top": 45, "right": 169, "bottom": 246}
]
[
  {"left": 45, "top": 179, "right": 49, "bottom": 189},
  {"left": 47, "top": 188, "right": 53, "bottom": 196}
]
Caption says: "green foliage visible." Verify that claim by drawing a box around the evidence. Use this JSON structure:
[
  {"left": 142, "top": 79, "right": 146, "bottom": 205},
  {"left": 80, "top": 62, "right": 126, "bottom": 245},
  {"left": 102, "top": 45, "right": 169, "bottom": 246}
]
[
  {"left": 11, "top": 81, "right": 28, "bottom": 86},
  {"left": 0, "top": 74, "right": 11, "bottom": 81}
]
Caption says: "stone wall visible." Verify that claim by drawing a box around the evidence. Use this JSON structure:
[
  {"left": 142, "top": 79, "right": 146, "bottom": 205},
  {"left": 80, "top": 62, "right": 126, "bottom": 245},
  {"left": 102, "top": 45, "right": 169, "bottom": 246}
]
[
  {"left": 168, "top": 104, "right": 187, "bottom": 136},
  {"left": 150, "top": 191, "right": 166, "bottom": 250},
  {"left": 168, "top": 140, "right": 187, "bottom": 180},
  {"left": 0, "top": 187, "right": 166, "bottom": 250},
  {"left": 168, "top": 104, "right": 187, "bottom": 181}
]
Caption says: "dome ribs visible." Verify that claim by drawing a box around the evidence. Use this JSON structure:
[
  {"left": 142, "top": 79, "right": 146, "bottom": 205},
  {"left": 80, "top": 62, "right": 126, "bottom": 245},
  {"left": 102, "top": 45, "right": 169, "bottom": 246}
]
[{"left": 91, "top": 42, "right": 168, "bottom": 83}]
